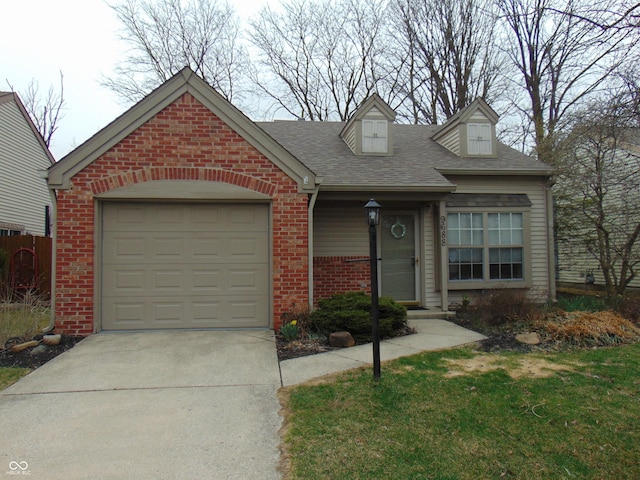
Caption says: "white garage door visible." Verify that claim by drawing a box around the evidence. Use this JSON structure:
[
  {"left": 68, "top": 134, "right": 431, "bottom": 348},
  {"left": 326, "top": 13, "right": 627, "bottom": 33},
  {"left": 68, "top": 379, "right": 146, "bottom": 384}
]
[{"left": 101, "top": 202, "right": 269, "bottom": 330}]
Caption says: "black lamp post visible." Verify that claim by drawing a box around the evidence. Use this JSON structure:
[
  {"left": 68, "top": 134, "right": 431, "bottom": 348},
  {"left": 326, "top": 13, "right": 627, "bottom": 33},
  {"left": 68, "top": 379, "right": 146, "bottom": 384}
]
[{"left": 364, "top": 199, "right": 382, "bottom": 380}]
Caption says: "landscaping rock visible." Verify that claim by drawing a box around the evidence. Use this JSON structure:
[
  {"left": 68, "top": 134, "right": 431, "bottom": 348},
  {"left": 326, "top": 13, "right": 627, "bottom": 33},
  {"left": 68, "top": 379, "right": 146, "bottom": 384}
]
[
  {"left": 11, "top": 340, "right": 39, "bottom": 353},
  {"left": 43, "top": 334, "right": 62, "bottom": 346},
  {"left": 329, "top": 332, "right": 355, "bottom": 348},
  {"left": 29, "top": 345, "right": 48, "bottom": 356},
  {"left": 515, "top": 332, "right": 541, "bottom": 345}
]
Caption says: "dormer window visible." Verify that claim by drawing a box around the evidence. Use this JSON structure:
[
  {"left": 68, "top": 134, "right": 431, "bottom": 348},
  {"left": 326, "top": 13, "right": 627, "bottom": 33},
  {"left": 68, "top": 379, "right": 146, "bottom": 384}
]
[
  {"left": 467, "top": 123, "right": 492, "bottom": 155},
  {"left": 432, "top": 98, "right": 499, "bottom": 158},
  {"left": 340, "top": 94, "right": 396, "bottom": 156},
  {"left": 362, "top": 119, "right": 388, "bottom": 153}
]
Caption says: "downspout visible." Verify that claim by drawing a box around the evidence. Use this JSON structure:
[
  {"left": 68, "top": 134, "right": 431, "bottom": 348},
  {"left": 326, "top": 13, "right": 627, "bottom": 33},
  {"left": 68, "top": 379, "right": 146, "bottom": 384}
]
[
  {"left": 545, "top": 175, "right": 557, "bottom": 302},
  {"left": 44, "top": 184, "right": 57, "bottom": 333},
  {"left": 308, "top": 186, "right": 320, "bottom": 310}
]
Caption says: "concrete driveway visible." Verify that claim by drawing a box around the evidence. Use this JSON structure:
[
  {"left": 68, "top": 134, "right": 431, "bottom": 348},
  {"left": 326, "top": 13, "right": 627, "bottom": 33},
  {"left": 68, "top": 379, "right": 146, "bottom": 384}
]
[{"left": 0, "top": 331, "right": 283, "bottom": 480}]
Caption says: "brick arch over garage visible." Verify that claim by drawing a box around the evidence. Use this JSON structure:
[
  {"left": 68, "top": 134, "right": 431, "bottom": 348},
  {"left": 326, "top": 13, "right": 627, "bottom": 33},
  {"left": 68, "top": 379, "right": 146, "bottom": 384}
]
[{"left": 89, "top": 167, "right": 278, "bottom": 197}]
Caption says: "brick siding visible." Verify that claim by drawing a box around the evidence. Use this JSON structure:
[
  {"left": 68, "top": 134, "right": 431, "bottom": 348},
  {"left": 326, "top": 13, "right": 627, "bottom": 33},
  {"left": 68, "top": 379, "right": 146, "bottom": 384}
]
[
  {"left": 54, "top": 93, "right": 308, "bottom": 335},
  {"left": 313, "top": 256, "right": 372, "bottom": 303}
]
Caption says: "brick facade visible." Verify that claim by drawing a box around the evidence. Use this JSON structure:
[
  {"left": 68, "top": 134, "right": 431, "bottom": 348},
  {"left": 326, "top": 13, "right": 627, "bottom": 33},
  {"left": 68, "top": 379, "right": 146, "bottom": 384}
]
[
  {"left": 313, "top": 256, "right": 372, "bottom": 303},
  {"left": 54, "top": 93, "right": 309, "bottom": 335}
]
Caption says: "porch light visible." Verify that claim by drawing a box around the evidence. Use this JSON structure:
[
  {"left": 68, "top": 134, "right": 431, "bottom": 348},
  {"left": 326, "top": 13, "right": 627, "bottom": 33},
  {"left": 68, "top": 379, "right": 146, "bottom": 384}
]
[
  {"left": 364, "top": 199, "right": 381, "bottom": 226},
  {"left": 364, "top": 198, "right": 382, "bottom": 380}
]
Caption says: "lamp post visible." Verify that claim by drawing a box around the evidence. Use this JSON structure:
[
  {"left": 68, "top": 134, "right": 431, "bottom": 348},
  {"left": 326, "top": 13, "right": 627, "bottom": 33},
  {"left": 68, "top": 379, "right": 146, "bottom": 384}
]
[{"left": 364, "top": 199, "right": 381, "bottom": 380}]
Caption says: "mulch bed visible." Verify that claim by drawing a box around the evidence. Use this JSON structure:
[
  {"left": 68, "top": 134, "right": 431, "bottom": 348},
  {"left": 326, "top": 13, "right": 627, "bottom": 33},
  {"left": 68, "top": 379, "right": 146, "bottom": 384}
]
[
  {"left": 0, "top": 335, "right": 84, "bottom": 369},
  {"left": 4, "top": 311, "right": 638, "bottom": 370}
]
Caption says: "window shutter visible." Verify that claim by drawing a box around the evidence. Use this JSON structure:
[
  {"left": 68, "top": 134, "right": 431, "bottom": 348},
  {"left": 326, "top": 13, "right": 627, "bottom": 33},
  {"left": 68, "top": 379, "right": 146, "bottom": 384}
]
[{"left": 362, "top": 119, "right": 387, "bottom": 153}]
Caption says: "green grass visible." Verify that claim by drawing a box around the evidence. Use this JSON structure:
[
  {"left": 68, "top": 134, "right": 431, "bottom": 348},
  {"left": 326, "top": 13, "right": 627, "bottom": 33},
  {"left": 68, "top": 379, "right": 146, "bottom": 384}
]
[
  {"left": 556, "top": 294, "right": 609, "bottom": 312},
  {"left": 280, "top": 344, "right": 640, "bottom": 479},
  {"left": 0, "top": 367, "right": 30, "bottom": 390}
]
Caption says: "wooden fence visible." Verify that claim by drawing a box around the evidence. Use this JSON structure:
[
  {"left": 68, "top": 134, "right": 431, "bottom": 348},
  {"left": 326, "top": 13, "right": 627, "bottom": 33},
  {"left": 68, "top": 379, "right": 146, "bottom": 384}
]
[{"left": 0, "top": 235, "right": 52, "bottom": 299}]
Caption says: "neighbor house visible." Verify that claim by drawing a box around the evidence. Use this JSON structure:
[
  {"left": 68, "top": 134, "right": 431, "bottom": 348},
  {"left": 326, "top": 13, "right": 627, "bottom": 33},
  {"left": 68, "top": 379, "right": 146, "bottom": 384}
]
[
  {"left": 555, "top": 127, "right": 640, "bottom": 292},
  {"left": 46, "top": 68, "right": 556, "bottom": 335},
  {"left": 0, "top": 92, "right": 55, "bottom": 236}
]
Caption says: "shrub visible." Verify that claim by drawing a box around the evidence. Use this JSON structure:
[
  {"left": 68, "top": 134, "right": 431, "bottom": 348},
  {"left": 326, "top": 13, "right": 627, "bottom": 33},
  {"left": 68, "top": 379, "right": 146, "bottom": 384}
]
[
  {"left": 470, "top": 289, "right": 540, "bottom": 326},
  {"left": 310, "top": 291, "right": 407, "bottom": 343},
  {"left": 616, "top": 297, "right": 640, "bottom": 326},
  {"left": 280, "top": 302, "right": 312, "bottom": 339}
]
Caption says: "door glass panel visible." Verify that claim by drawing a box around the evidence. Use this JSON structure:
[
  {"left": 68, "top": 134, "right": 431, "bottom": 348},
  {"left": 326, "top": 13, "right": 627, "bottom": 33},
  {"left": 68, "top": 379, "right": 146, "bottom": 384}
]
[{"left": 381, "top": 214, "right": 416, "bottom": 301}]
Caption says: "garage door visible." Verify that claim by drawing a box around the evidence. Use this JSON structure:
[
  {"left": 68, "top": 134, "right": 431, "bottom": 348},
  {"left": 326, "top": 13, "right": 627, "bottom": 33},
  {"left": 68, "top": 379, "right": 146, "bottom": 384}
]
[{"left": 101, "top": 202, "right": 269, "bottom": 330}]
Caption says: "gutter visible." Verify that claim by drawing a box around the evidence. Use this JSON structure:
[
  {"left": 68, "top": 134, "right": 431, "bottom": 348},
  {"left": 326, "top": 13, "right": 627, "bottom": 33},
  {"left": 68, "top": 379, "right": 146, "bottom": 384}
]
[
  {"left": 308, "top": 186, "right": 320, "bottom": 309},
  {"left": 40, "top": 171, "right": 57, "bottom": 334}
]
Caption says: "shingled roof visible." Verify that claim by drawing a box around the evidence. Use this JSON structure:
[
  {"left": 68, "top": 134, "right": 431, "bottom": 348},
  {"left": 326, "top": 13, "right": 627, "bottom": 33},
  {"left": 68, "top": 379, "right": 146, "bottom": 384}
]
[{"left": 258, "top": 120, "right": 554, "bottom": 191}]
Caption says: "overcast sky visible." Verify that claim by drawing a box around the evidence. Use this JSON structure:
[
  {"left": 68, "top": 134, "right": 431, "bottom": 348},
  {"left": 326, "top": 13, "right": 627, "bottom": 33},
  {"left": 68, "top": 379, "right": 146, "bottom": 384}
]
[{"left": 1, "top": 0, "right": 272, "bottom": 159}]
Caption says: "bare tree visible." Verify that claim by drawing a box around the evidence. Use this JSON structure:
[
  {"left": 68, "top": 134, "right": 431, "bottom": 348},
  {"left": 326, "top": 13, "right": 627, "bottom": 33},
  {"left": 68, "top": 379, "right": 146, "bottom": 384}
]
[
  {"left": 104, "top": 0, "right": 248, "bottom": 103},
  {"left": 390, "top": 0, "right": 505, "bottom": 124},
  {"left": 248, "top": 0, "right": 389, "bottom": 121},
  {"left": 496, "top": 0, "right": 635, "bottom": 164},
  {"left": 555, "top": 82, "right": 640, "bottom": 295},
  {"left": 6, "top": 72, "right": 65, "bottom": 148}
]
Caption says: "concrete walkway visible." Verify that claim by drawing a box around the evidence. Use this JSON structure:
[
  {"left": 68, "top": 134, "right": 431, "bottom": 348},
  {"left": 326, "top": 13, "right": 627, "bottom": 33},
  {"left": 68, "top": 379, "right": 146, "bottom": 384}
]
[
  {"left": 280, "top": 318, "right": 487, "bottom": 386},
  {"left": 0, "top": 319, "right": 485, "bottom": 479}
]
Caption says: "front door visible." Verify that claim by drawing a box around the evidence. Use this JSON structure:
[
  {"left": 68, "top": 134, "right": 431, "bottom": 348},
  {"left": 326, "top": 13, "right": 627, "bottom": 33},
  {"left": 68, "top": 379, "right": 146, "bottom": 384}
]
[{"left": 380, "top": 212, "right": 419, "bottom": 302}]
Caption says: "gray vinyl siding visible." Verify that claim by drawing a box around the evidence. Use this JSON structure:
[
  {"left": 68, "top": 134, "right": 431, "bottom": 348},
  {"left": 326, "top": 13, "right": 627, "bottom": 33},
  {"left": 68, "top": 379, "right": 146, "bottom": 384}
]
[
  {"left": 0, "top": 100, "right": 52, "bottom": 235},
  {"left": 437, "top": 128, "right": 460, "bottom": 156},
  {"left": 444, "top": 176, "right": 552, "bottom": 305},
  {"left": 314, "top": 206, "right": 369, "bottom": 256}
]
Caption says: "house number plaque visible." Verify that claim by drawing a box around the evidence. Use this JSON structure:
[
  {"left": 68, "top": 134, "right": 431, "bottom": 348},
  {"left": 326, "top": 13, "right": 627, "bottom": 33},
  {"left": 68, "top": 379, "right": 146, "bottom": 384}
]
[{"left": 440, "top": 216, "right": 447, "bottom": 246}]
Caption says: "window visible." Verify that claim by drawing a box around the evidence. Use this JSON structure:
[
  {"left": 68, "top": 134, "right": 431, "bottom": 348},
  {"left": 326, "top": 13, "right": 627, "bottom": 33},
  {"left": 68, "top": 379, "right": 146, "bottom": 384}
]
[
  {"left": 448, "top": 212, "right": 525, "bottom": 284},
  {"left": 362, "top": 119, "right": 387, "bottom": 153},
  {"left": 467, "top": 123, "right": 492, "bottom": 155},
  {"left": 448, "top": 213, "right": 484, "bottom": 280}
]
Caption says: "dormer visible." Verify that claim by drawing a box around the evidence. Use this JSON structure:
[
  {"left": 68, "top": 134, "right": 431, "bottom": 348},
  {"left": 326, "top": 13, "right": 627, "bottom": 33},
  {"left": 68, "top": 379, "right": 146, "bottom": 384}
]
[
  {"left": 432, "top": 98, "right": 499, "bottom": 158},
  {"left": 340, "top": 94, "right": 396, "bottom": 156}
]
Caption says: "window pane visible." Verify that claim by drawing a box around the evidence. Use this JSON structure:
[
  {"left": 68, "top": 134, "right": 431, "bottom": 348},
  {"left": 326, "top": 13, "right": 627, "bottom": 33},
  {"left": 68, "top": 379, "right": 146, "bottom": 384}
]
[
  {"left": 489, "top": 247, "right": 523, "bottom": 280},
  {"left": 449, "top": 248, "right": 483, "bottom": 281},
  {"left": 448, "top": 213, "right": 459, "bottom": 229}
]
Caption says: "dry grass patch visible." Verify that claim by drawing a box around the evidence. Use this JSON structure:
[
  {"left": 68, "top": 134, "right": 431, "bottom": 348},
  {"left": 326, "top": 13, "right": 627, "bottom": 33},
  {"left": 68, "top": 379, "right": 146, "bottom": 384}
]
[{"left": 444, "top": 354, "right": 579, "bottom": 379}]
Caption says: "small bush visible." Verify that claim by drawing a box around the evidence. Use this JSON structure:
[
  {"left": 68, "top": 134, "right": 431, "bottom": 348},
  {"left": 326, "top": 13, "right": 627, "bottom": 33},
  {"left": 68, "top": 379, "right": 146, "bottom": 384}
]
[
  {"left": 310, "top": 291, "right": 407, "bottom": 343},
  {"left": 616, "top": 297, "right": 640, "bottom": 326},
  {"left": 280, "top": 303, "right": 312, "bottom": 339},
  {"left": 469, "top": 289, "right": 540, "bottom": 326},
  {"left": 280, "top": 321, "right": 300, "bottom": 341}
]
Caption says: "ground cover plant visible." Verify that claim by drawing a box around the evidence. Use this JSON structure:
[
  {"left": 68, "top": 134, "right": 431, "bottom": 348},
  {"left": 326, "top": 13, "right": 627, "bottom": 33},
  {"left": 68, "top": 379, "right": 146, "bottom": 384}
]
[{"left": 279, "top": 343, "right": 640, "bottom": 479}]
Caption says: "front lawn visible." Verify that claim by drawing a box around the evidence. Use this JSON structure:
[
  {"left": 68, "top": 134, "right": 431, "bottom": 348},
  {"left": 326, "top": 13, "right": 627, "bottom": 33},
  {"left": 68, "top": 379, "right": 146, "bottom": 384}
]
[{"left": 279, "top": 343, "right": 640, "bottom": 479}]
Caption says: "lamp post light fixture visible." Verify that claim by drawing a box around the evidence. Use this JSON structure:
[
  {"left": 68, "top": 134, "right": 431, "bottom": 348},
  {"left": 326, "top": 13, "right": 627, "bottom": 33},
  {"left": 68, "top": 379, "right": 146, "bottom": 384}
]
[{"left": 364, "top": 199, "right": 382, "bottom": 380}]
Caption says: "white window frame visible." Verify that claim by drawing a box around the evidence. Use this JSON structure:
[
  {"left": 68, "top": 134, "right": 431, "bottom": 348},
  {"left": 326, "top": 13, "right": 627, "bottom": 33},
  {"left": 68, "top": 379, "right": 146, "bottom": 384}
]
[{"left": 467, "top": 123, "right": 492, "bottom": 155}]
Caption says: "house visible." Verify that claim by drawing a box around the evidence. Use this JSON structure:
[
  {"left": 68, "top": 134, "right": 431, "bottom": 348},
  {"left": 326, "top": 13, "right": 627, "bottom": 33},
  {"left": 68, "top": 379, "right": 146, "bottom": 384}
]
[
  {"left": 555, "top": 127, "right": 640, "bottom": 292},
  {"left": 46, "top": 68, "right": 556, "bottom": 335},
  {"left": 0, "top": 92, "right": 55, "bottom": 236}
]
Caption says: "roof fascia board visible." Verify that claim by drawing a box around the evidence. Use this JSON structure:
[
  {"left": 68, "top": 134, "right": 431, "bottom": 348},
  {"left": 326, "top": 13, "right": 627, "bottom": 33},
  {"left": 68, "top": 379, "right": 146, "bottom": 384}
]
[{"left": 437, "top": 167, "right": 555, "bottom": 176}]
